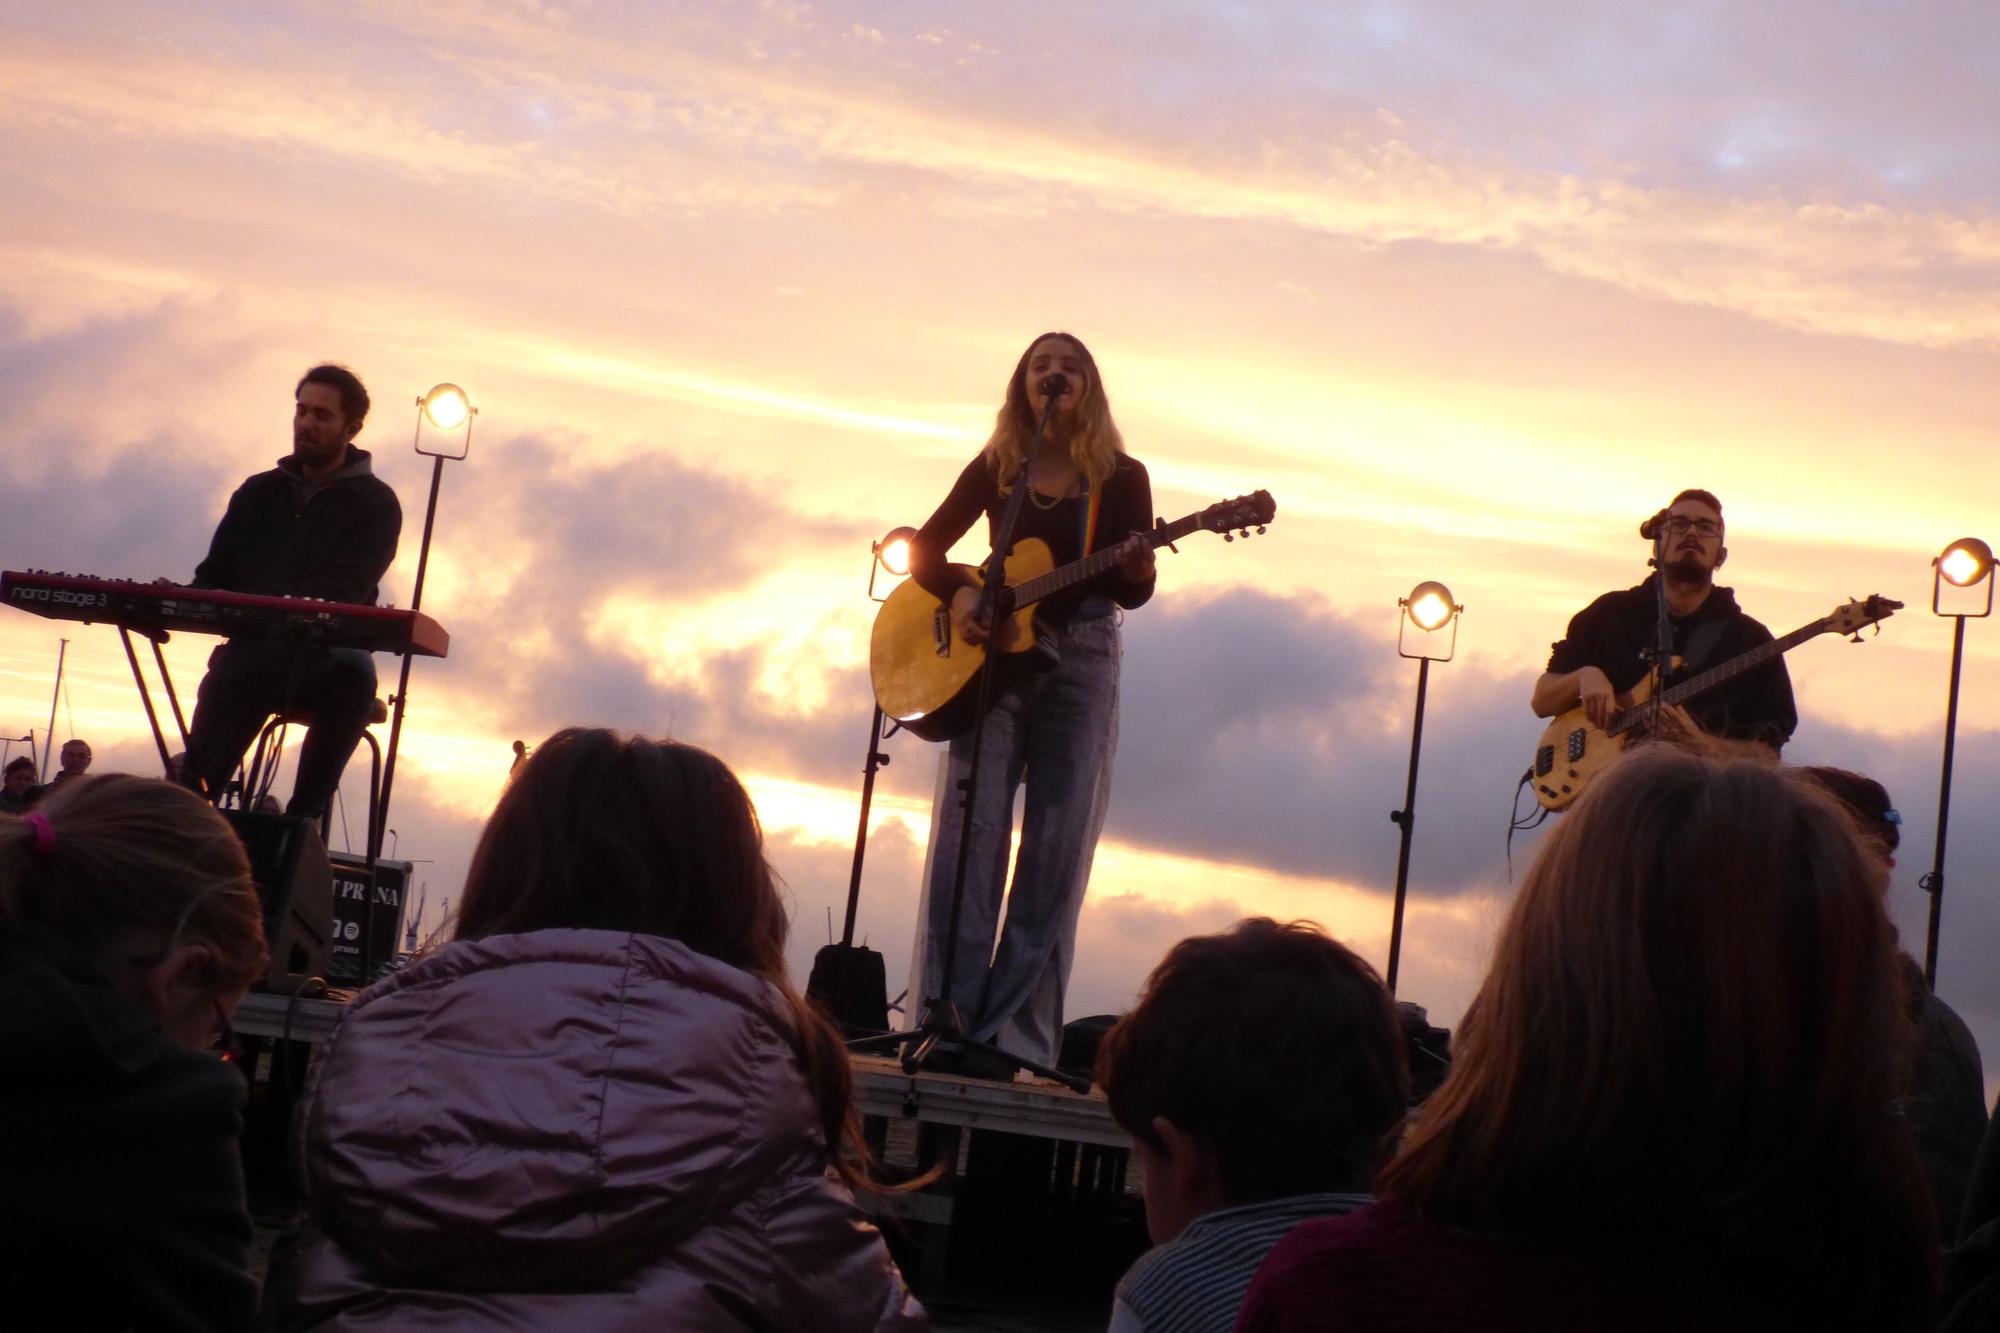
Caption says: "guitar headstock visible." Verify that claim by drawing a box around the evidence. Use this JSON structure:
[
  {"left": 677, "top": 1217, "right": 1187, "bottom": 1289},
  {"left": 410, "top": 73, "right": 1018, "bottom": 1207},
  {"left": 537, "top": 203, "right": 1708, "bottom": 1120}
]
[
  {"left": 1198, "top": 490, "right": 1276, "bottom": 542},
  {"left": 1826, "top": 594, "right": 1903, "bottom": 638}
]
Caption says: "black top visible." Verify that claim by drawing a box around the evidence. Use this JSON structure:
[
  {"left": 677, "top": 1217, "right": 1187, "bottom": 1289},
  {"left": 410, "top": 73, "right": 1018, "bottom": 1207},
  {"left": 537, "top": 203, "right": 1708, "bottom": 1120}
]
[
  {"left": 192, "top": 448, "right": 402, "bottom": 605},
  {"left": 911, "top": 453, "right": 1155, "bottom": 628},
  {"left": 0, "top": 924, "right": 257, "bottom": 1332},
  {"left": 1546, "top": 577, "right": 1797, "bottom": 746}
]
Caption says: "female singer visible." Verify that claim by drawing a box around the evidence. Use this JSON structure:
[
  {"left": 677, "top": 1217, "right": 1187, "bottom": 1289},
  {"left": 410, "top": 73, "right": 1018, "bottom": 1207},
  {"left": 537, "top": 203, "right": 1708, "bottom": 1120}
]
[{"left": 907, "top": 331, "right": 1155, "bottom": 1076}]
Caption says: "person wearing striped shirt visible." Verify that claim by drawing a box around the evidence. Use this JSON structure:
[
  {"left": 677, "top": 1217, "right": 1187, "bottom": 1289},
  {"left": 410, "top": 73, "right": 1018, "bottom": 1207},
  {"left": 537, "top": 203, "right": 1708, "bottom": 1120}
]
[{"left": 1094, "top": 918, "right": 1409, "bottom": 1333}]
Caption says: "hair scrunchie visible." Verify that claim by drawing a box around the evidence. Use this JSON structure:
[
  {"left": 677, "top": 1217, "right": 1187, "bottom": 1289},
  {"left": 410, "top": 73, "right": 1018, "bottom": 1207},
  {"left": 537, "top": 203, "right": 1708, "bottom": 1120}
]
[{"left": 20, "top": 811, "right": 55, "bottom": 859}]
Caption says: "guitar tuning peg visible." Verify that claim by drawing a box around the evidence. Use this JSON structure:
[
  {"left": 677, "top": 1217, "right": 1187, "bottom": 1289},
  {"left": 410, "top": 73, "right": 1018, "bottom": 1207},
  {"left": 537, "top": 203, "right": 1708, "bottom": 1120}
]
[
  {"left": 1255, "top": 525, "right": 1266, "bottom": 534},
  {"left": 1222, "top": 531, "right": 1235, "bottom": 542},
  {"left": 1849, "top": 633, "right": 1863, "bottom": 643}
]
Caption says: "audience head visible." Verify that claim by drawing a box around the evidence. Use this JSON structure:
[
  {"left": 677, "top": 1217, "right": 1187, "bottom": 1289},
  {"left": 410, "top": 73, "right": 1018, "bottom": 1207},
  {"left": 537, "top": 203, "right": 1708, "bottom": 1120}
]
[
  {"left": 456, "top": 728, "right": 866, "bottom": 1179},
  {"left": 1802, "top": 765, "right": 1900, "bottom": 888},
  {"left": 456, "top": 728, "right": 789, "bottom": 975},
  {"left": 1380, "top": 748, "right": 1935, "bottom": 1320},
  {"left": 0, "top": 775, "right": 266, "bottom": 1052},
  {"left": 4, "top": 757, "right": 34, "bottom": 802},
  {"left": 1097, "top": 917, "right": 1409, "bottom": 1242},
  {"left": 58, "top": 739, "right": 92, "bottom": 776}
]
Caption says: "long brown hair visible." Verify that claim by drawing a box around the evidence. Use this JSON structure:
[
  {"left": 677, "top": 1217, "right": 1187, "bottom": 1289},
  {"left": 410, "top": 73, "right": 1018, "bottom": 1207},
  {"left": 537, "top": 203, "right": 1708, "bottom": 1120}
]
[
  {"left": 0, "top": 775, "right": 266, "bottom": 990},
  {"left": 1380, "top": 748, "right": 1937, "bottom": 1325},
  {"left": 454, "top": 729, "right": 873, "bottom": 1188},
  {"left": 982, "top": 331, "right": 1124, "bottom": 489}
]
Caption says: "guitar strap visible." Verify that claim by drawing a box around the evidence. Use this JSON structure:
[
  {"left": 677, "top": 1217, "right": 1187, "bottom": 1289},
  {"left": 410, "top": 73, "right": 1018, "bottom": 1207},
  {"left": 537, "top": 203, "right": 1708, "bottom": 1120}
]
[
  {"left": 1081, "top": 482, "right": 1104, "bottom": 556},
  {"left": 1677, "top": 616, "right": 1729, "bottom": 678}
]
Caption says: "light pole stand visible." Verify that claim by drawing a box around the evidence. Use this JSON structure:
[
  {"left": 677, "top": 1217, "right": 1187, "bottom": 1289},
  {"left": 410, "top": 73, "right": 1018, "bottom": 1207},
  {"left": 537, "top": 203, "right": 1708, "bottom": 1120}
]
[
  {"left": 1386, "top": 655, "right": 1431, "bottom": 994},
  {"left": 1921, "top": 615, "right": 1967, "bottom": 990}
]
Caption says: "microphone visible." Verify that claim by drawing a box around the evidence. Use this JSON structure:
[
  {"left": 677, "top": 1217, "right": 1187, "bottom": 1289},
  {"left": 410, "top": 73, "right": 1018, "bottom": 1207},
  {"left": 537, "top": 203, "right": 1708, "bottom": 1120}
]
[
  {"left": 1638, "top": 509, "right": 1672, "bottom": 540},
  {"left": 1039, "top": 373, "right": 1070, "bottom": 399}
]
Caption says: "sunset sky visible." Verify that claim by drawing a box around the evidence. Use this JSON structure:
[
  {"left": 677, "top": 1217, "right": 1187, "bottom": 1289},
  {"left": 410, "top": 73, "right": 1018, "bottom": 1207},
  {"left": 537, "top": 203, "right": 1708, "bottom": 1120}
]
[{"left": 3, "top": 1, "right": 1997, "bottom": 1079}]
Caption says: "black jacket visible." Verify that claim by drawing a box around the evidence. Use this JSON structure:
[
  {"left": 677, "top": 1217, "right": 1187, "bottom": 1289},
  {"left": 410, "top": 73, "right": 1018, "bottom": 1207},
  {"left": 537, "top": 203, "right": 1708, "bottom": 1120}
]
[
  {"left": 193, "top": 448, "right": 401, "bottom": 605},
  {"left": 1546, "top": 577, "right": 1798, "bottom": 747},
  {"left": 0, "top": 925, "right": 257, "bottom": 1332}
]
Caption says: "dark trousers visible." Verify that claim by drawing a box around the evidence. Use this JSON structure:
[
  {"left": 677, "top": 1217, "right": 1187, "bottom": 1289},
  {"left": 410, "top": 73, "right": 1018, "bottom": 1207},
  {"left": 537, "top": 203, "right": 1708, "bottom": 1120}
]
[{"left": 184, "top": 640, "right": 376, "bottom": 819}]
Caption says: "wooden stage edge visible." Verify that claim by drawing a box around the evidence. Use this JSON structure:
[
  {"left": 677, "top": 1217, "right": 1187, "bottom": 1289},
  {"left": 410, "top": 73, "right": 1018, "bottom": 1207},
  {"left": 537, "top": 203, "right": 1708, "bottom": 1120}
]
[{"left": 235, "top": 992, "right": 1129, "bottom": 1151}]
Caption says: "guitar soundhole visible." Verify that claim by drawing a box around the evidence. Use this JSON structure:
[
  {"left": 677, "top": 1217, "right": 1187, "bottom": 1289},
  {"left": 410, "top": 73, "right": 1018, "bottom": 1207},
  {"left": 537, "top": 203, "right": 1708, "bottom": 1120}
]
[
  {"left": 1566, "top": 730, "right": 1587, "bottom": 763},
  {"left": 1535, "top": 745, "right": 1554, "bottom": 777}
]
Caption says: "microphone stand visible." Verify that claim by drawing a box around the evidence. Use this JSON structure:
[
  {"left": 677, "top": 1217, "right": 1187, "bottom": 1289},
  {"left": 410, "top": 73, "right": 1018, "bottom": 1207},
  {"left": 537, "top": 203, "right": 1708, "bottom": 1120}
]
[
  {"left": 1646, "top": 519, "right": 1673, "bottom": 737},
  {"left": 848, "top": 382, "right": 1090, "bottom": 1093}
]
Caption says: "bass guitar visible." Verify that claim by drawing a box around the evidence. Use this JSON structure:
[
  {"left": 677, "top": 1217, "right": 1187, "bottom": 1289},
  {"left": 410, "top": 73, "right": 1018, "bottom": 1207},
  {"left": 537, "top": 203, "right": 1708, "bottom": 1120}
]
[
  {"left": 1530, "top": 594, "right": 1901, "bottom": 812},
  {"left": 872, "top": 491, "right": 1276, "bottom": 741}
]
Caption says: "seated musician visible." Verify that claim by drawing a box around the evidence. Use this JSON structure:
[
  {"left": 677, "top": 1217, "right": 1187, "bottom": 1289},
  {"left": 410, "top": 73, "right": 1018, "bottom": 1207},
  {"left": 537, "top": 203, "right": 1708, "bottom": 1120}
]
[
  {"left": 180, "top": 365, "right": 402, "bottom": 819},
  {"left": 1530, "top": 488, "right": 1796, "bottom": 752}
]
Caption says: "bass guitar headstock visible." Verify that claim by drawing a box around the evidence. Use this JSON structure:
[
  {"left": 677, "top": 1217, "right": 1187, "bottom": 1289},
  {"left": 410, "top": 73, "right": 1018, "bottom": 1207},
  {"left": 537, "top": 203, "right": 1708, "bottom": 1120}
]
[
  {"left": 1827, "top": 593, "right": 1903, "bottom": 641},
  {"left": 1199, "top": 489, "right": 1276, "bottom": 543}
]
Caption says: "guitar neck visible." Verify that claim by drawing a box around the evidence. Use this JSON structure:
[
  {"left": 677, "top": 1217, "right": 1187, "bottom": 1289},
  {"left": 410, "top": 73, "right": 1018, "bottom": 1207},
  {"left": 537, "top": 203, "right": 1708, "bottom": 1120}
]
[
  {"left": 1007, "top": 511, "right": 1206, "bottom": 609},
  {"left": 1606, "top": 617, "right": 1829, "bottom": 737}
]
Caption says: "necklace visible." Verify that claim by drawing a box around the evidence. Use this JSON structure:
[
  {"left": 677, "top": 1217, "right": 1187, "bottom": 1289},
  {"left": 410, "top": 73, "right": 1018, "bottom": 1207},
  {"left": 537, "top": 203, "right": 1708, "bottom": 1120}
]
[{"left": 1026, "top": 467, "right": 1080, "bottom": 509}]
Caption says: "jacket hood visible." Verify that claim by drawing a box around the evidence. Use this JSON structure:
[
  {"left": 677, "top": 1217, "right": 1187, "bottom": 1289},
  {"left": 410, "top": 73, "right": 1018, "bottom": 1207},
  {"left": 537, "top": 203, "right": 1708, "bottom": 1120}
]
[
  {"left": 276, "top": 445, "right": 376, "bottom": 489},
  {"left": 299, "top": 929, "right": 820, "bottom": 1289}
]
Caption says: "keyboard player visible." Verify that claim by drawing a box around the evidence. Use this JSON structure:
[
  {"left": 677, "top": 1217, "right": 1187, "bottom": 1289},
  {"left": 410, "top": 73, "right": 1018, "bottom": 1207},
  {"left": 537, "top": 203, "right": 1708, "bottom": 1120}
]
[{"left": 180, "top": 364, "right": 402, "bottom": 819}]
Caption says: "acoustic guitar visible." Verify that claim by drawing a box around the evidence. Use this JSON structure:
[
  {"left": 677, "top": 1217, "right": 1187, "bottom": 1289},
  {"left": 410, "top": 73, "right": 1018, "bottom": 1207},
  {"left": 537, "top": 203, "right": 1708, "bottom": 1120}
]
[
  {"left": 1529, "top": 594, "right": 1901, "bottom": 812},
  {"left": 871, "top": 491, "right": 1276, "bottom": 741}
]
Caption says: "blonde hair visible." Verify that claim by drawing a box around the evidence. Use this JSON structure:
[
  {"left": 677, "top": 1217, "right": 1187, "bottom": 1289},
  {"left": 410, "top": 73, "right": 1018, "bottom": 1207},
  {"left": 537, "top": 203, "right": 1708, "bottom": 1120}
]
[
  {"left": 0, "top": 775, "right": 266, "bottom": 990},
  {"left": 981, "top": 331, "right": 1125, "bottom": 490}
]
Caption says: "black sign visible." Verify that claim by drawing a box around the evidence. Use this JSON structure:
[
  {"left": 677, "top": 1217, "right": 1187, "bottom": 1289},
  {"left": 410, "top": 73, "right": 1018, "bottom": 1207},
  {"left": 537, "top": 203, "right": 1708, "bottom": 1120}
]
[{"left": 326, "top": 853, "right": 412, "bottom": 985}]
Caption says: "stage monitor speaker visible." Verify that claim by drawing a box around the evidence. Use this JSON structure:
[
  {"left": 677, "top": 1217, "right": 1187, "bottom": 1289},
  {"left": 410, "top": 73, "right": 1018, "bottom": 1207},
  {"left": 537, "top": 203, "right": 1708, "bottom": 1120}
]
[
  {"left": 806, "top": 943, "right": 889, "bottom": 1036},
  {"left": 326, "top": 852, "right": 412, "bottom": 986},
  {"left": 221, "top": 810, "right": 334, "bottom": 994}
]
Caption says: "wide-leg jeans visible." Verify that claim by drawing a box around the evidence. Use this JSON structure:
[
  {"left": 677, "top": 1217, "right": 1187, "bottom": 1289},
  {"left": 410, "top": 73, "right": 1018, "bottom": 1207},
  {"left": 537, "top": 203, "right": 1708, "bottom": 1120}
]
[{"left": 917, "top": 600, "right": 1121, "bottom": 1066}]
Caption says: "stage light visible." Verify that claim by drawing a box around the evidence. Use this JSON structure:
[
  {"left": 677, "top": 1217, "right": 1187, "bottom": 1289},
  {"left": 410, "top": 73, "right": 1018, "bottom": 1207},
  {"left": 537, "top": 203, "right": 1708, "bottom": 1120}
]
[
  {"left": 420, "top": 383, "right": 471, "bottom": 432},
  {"left": 1921, "top": 534, "right": 1992, "bottom": 989},
  {"left": 1405, "top": 581, "right": 1456, "bottom": 633},
  {"left": 1939, "top": 538, "right": 1994, "bottom": 590},
  {"left": 869, "top": 526, "right": 917, "bottom": 602},
  {"left": 877, "top": 527, "right": 916, "bottom": 577},
  {"left": 1398, "top": 581, "right": 1463, "bottom": 662}
]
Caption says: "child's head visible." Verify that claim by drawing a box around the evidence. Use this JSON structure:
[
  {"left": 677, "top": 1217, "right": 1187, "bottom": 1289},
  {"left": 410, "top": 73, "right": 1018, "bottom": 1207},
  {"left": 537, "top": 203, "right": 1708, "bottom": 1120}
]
[
  {"left": 0, "top": 774, "right": 266, "bottom": 1050},
  {"left": 1096, "top": 917, "right": 1408, "bottom": 1242}
]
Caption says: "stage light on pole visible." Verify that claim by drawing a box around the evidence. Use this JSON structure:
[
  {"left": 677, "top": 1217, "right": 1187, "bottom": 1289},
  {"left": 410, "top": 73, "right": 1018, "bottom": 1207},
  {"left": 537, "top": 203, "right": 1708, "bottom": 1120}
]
[
  {"left": 808, "top": 526, "right": 914, "bottom": 1034},
  {"left": 372, "top": 384, "right": 478, "bottom": 868},
  {"left": 1922, "top": 537, "right": 1992, "bottom": 989},
  {"left": 870, "top": 525, "right": 917, "bottom": 602},
  {"left": 1387, "top": 581, "right": 1463, "bottom": 995}
]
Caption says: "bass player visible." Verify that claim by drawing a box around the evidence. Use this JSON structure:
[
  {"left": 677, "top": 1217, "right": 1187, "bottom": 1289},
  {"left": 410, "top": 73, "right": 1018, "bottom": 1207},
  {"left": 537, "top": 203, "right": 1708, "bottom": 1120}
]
[{"left": 1531, "top": 488, "right": 1796, "bottom": 753}]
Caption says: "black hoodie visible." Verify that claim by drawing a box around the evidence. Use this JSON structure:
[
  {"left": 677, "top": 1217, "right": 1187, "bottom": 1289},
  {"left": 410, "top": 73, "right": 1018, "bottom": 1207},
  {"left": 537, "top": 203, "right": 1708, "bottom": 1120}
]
[{"left": 191, "top": 447, "right": 402, "bottom": 605}]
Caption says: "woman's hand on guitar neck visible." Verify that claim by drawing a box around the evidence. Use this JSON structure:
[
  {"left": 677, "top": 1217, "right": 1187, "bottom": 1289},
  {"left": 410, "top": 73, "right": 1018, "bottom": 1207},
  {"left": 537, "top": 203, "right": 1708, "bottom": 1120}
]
[
  {"left": 1113, "top": 533, "right": 1155, "bottom": 582},
  {"left": 950, "top": 586, "right": 992, "bottom": 646}
]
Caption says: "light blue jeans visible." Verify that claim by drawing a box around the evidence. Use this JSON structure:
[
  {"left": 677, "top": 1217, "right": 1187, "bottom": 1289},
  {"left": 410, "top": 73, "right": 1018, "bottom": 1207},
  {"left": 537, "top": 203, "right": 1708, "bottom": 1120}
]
[{"left": 917, "top": 599, "right": 1121, "bottom": 1066}]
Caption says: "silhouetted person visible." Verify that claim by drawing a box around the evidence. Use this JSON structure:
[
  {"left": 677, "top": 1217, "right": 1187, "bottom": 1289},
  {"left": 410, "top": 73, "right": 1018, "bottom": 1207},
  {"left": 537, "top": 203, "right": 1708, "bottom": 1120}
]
[{"left": 180, "top": 364, "right": 401, "bottom": 820}]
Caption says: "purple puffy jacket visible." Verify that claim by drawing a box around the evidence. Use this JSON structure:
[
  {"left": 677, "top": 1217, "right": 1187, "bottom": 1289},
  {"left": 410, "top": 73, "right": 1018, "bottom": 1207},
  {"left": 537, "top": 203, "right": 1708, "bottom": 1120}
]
[{"left": 263, "top": 929, "right": 927, "bottom": 1331}]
